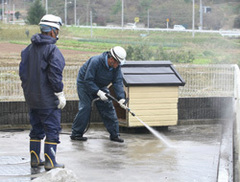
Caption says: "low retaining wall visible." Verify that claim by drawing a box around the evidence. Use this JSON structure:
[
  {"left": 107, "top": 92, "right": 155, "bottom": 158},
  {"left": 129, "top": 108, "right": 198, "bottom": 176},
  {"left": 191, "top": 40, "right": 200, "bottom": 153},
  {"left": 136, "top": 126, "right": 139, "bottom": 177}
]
[
  {"left": 178, "top": 97, "right": 234, "bottom": 123},
  {"left": 0, "top": 97, "right": 234, "bottom": 127},
  {"left": 0, "top": 101, "right": 101, "bottom": 127}
]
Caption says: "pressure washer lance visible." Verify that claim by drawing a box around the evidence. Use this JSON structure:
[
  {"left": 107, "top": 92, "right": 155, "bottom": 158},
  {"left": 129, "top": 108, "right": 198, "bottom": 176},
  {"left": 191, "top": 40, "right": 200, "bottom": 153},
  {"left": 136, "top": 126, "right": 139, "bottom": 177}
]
[
  {"left": 84, "top": 95, "right": 133, "bottom": 134},
  {"left": 105, "top": 93, "right": 135, "bottom": 116},
  {"left": 106, "top": 93, "right": 172, "bottom": 146}
]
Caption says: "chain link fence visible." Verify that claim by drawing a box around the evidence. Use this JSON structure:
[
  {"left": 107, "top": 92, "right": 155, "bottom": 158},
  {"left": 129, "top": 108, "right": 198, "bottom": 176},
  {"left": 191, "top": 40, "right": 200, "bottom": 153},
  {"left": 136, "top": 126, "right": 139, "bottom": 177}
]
[
  {"left": 175, "top": 64, "right": 235, "bottom": 98},
  {"left": 0, "top": 64, "right": 236, "bottom": 101},
  {"left": 0, "top": 66, "right": 81, "bottom": 101}
]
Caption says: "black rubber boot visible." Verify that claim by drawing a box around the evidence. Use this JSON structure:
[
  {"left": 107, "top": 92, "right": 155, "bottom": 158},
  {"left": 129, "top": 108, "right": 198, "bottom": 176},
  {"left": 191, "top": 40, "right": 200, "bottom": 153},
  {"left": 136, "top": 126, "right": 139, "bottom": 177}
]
[
  {"left": 30, "top": 139, "right": 44, "bottom": 168},
  {"left": 110, "top": 136, "right": 124, "bottom": 143},
  {"left": 70, "top": 135, "right": 88, "bottom": 141},
  {"left": 44, "top": 141, "right": 64, "bottom": 171}
]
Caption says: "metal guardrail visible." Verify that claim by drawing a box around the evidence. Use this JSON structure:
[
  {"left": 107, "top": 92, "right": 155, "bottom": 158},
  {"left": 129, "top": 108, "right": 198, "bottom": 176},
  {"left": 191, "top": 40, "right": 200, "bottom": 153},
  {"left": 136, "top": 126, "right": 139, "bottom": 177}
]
[{"left": 70, "top": 25, "right": 240, "bottom": 36}]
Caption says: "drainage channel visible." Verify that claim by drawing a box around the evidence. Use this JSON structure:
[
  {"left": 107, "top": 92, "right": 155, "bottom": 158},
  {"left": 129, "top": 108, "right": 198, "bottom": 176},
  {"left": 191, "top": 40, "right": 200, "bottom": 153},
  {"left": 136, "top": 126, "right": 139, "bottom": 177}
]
[{"left": 0, "top": 156, "right": 45, "bottom": 182}]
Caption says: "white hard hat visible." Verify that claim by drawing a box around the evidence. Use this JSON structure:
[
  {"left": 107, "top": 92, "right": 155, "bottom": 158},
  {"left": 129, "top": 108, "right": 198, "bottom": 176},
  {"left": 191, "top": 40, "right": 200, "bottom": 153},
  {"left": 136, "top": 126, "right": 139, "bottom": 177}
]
[
  {"left": 39, "top": 14, "right": 62, "bottom": 30},
  {"left": 110, "top": 46, "right": 127, "bottom": 65}
]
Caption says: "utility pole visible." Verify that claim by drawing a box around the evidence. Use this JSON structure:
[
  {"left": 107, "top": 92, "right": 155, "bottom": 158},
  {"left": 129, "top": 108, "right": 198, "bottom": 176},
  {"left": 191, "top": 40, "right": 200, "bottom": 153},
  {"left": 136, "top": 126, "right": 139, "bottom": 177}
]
[
  {"left": 192, "top": 0, "right": 195, "bottom": 38},
  {"left": 12, "top": 3, "right": 14, "bottom": 23},
  {"left": 86, "top": 0, "right": 89, "bottom": 25},
  {"left": 6, "top": 0, "right": 8, "bottom": 23},
  {"left": 199, "top": 0, "right": 203, "bottom": 30},
  {"left": 45, "top": 0, "right": 48, "bottom": 14},
  {"left": 90, "top": 10, "right": 92, "bottom": 38},
  {"left": 1, "top": 0, "right": 4, "bottom": 22},
  {"left": 74, "top": 0, "right": 76, "bottom": 26},
  {"left": 147, "top": 9, "right": 149, "bottom": 33},
  {"left": 121, "top": 0, "right": 124, "bottom": 30},
  {"left": 64, "top": 0, "right": 67, "bottom": 25}
]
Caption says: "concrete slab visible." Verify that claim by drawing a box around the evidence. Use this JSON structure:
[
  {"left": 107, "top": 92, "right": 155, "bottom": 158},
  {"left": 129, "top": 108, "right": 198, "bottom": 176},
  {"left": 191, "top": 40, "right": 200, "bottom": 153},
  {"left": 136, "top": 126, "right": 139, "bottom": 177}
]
[{"left": 0, "top": 124, "right": 223, "bottom": 182}]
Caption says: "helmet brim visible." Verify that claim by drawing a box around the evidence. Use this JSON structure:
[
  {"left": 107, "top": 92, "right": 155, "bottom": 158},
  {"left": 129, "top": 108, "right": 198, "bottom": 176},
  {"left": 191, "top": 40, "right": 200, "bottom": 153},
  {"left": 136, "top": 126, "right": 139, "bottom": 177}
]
[
  {"left": 39, "top": 22, "right": 60, "bottom": 30},
  {"left": 110, "top": 49, "right": 126, "bottom": 64}
]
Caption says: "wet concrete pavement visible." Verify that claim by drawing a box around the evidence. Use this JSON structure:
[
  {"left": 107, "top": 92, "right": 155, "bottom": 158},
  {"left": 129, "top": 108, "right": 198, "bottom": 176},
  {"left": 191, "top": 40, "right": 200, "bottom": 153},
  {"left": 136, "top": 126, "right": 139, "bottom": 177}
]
[{"left": 0, "top": 123, "right": 226, "bottom": 182}]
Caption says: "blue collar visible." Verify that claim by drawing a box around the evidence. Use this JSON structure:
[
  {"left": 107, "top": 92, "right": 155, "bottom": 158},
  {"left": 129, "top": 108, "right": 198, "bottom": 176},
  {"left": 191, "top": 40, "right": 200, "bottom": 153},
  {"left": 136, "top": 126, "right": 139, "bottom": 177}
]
[{"left": 105, "top": 55, "right": 113, "bottom": 71}]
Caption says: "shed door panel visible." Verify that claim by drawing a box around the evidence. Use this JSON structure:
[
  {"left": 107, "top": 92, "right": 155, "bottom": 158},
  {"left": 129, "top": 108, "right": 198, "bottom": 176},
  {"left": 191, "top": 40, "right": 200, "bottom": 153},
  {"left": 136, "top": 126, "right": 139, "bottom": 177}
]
[
  {"left": 128, "top": 115, "right": 178, "bottom": 127},
  {"left": 127, "top": 86, "right": 178, "bottom": 127}
]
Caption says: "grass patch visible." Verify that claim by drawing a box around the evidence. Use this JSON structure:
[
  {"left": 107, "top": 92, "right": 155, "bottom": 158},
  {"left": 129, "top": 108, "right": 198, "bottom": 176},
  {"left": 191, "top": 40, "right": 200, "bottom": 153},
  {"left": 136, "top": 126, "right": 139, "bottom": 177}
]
[
  {"left": 0, "top": 23, "right": 240, "bottom": 64},
  {"left": 193, "top": 59, "right": 212, "bottom": 64}
]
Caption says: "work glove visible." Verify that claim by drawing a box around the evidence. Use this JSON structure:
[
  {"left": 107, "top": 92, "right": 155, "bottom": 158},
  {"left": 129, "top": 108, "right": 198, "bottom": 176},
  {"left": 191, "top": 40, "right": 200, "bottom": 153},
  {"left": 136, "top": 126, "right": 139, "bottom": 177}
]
[
  {"left": 97, "top": 90, "right": 108, "bottom": 101},
  {"left": 118, "top": 99, "right": 127, "bottom": 109},
  {"left": 55, "top": 91, "right": 66, "bottom": 109}
]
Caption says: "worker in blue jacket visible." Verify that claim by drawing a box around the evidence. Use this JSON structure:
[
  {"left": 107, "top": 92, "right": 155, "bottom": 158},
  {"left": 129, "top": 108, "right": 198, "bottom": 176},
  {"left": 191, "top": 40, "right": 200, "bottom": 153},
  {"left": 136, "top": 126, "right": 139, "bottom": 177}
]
[
  {"left": 19, "top": 14, "right": 65, "bottom": 170},
  {"left": 70, "top": 46, "right": 127, "bottom": 143}
]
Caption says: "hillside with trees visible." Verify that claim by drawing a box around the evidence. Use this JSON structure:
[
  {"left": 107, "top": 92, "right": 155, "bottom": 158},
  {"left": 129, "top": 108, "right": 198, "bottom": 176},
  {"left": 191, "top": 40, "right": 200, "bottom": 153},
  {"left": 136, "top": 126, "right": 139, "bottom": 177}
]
[{"left": 2, "top": 0, "right": 240, "bottom": 30}]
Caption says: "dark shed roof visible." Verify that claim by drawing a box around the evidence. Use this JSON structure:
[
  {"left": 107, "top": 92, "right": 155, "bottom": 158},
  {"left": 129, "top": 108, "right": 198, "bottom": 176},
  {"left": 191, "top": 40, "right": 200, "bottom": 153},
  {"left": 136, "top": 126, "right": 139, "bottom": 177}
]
[{"left": 121, "top": 61, "right": 185, "bottom": 86}]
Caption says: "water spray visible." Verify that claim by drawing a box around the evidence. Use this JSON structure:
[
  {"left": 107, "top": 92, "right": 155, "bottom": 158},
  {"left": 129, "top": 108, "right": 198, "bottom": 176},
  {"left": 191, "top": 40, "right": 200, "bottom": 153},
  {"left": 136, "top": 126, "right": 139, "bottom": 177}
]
[{"left": 105, "top": 93, "right": 172, "bottom": 147}]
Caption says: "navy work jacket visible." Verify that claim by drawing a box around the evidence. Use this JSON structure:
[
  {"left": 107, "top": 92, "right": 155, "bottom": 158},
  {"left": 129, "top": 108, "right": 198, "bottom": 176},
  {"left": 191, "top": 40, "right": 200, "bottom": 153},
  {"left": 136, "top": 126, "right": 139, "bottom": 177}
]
[
  {"left": 77, "top": 52, "right": 125, "bottom": 100},
  {"left": 19, "top": 34, "right": 65, "bottom": 109}
]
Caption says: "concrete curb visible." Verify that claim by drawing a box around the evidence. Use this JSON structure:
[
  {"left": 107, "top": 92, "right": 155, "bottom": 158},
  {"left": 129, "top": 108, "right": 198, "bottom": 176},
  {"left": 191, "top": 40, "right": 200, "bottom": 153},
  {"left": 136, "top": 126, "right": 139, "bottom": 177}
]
[{"left": 217, "top": 119, "right": 234, "bottom": 182}]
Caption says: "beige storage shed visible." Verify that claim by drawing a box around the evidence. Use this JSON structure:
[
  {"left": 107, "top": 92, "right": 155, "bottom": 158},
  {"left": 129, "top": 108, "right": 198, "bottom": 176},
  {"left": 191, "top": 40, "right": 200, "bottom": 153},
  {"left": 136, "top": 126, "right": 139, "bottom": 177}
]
[{"left": 110, "top": 61, "right": 185, "bottom": 128}]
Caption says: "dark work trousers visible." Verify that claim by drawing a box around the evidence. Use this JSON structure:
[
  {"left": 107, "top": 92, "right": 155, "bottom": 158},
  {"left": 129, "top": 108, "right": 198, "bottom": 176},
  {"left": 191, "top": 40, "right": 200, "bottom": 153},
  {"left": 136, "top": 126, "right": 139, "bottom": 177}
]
[
  {"left": 29, "top": 108, "right": 62, "bottom": 143},
  {"left": 71, "top": 84, "right": 120, "bottom": 139}
]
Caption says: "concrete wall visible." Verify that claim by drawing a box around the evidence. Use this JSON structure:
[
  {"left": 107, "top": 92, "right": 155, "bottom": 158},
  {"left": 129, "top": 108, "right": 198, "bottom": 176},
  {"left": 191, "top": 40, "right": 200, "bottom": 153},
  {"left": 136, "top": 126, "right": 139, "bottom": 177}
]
[
  {"left": 178, "top": 97, "right": 234, "bottom": 123},
  {"left": 0, "top": 97, "right": 234, "bottom": 127},
  {"left": 0, "top": 101, "right": 101, "bottom": 127}
]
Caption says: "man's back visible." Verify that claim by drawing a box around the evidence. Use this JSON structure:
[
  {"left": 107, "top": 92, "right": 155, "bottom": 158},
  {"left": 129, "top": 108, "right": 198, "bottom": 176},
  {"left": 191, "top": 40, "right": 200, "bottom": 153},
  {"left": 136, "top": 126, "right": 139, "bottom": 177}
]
[{"left": 20, "top": 34, "right": 65, "bottom": 109}]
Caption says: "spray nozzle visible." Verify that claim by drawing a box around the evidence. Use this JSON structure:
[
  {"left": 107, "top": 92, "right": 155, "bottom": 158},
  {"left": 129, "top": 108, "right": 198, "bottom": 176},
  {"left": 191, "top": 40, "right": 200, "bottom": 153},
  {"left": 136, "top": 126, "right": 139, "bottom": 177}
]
[{"left": 130, "top": 111, "right": 135, "bottom": 116}]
